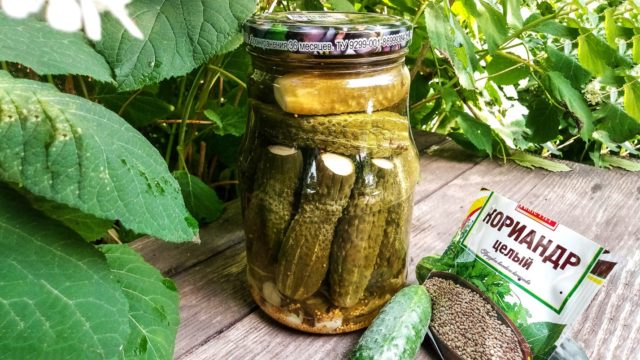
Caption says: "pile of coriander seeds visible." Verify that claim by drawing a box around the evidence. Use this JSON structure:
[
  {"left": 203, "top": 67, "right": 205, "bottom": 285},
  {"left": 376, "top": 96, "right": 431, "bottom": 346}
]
[{"left": 424, "top": 278, "right": 523, "bottom": 360}]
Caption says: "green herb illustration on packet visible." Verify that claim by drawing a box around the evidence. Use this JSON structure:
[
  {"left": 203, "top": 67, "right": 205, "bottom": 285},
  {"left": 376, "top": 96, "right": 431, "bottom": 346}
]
[{"left": 417, "top": 189, "right": 617, "bottom": 359}]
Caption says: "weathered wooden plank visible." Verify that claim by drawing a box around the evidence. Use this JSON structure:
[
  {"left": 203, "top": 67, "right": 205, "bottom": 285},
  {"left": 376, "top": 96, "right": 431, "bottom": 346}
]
[
  {"left": 181, "top": 309, "right": 445, "bottom": 360},
  {"left": 180, "top": 312, "right": 359, "bottom": 360},
  {"left": 172, "top": 243, "right": 255, "bottom": 358},
  {"left": 131, "top": 200, "right": 243, "bottom": 276},
  {"left": 412, "top": 140, "right": 485, "bottom": 202}
]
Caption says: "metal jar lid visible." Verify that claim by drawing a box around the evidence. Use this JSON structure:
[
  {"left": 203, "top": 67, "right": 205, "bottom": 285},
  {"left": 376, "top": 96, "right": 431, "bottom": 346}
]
[{"left": 243, "top": 12, "right": 413, "bottom": 56}]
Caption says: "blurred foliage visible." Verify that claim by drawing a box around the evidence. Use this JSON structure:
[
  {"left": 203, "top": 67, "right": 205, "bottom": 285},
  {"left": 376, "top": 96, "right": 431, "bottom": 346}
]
[{"left": 3, "top": 0, "right": 640, "bottom": 230}]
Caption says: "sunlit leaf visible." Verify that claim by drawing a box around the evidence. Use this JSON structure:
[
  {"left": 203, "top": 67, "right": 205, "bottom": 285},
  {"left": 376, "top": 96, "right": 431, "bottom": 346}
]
[
  {"left": 545, "top": 72, "right": 594, "bottom": 140},
  {"left": 424, "top": 2, "right": 478, "bottom": 89},
  {"left": 486, "top": 52, "right": 530, "bottom": 85},
  {"left": 456, "top": 111, "right": 493, "bottom": 155},
  {"left": 594, "top": 103, "right": 640, "bottom": 143},
  {"left": 545, "top": 46, "right": 591, "bottom": 88},
  {"left": 510, "top": 152, "right": 571, "bottom": 172},
  {"left": 624, "top": 81, "right": 640, "bottom": 121}
]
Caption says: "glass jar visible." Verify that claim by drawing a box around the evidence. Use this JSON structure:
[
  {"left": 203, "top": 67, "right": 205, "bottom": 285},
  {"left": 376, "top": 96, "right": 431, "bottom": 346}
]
[{"left": 239, "top": 12, "right": 419, "bottom": 334}]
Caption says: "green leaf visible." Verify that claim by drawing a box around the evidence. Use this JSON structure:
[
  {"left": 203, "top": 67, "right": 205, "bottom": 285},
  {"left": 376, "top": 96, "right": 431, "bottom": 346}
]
[
  {"left": 173, "top": 171, "right": 224, "bottom": 223},
  {"left": 525, "top": 14, "right": 579, "bottom": 39},
  {"left": 521, "top": 322, "right": 566, "bottom": 358},
  {"left": 624, "top": 80, "right": 640, "bottom": 121},
  {"left": 424, "top": 2, "right": 478, "bottom": 89},
  {"left": 223, "top": 48, "right": 251, "bottom": 84},
  {"left": 29, "top": 196, "right": 113, "bottom": 241},
  {"left": 545, "top": 71, "right": 594, "bottom": 140},
  {"left": 461, "top": 0, "right": 508, "bottom": 54},
  {"left": 416, "top": 255, "right": 447, "bottom": 284},
  {"left": 592, "top": 130, "right": 621, "bottom": 152},
  {"left": 99, "top": 245, "right": 180, "bottom": 360},
  {"left": 577, "top": 33, "right": 632, "bottom": 77},
  {"left": 204, "top": 105, "right": 247, "bottom": 137},
  {"left": 633, "top": 35, "right": 640, "bottom": 63},
  {"left": 298, "top": 0, "right": 324, "bottom": 10},
  {"left": 510, "top": 151, "right": 571, "bottom": 172},
  {"left": 593, "top": 154, "right": 640, "bottom": 171},
  {"left": 0, "top": 13, "right": 113, "bottom": 82},
  {"left": 486, "top": 52, "right": 530, "bottom": 85},
  {"left": 502, "top": 0, "right": 523, "bottom": 27},
  {"left": 545, "top": 46, "right": 591, "bottom": 88},
  {"left": 0, "top": 75, "right": 197, "bottom": 242},
  {"left": 457, "top": 112, "right": 493, "bottom": 155},
  {"left": 326, "top": 0, "right": 356, "bottom": 11},
  {"left": 525, "top": 97, "right": 561, "bottom": 143},
  {"left": 604, "top": 8, "right": 617, "bottom": 47},
  {"left": 96, "top": 0, "right": 256, "bottom": 91},
  {"left": 96, "top": 93, "right": 174, "bottom": 128},
  {"left": 0, "top": 185, "right": 129, "bottom": 359},
  {"left": 594, "top": 103, "right": 640, "bottom": 143}
]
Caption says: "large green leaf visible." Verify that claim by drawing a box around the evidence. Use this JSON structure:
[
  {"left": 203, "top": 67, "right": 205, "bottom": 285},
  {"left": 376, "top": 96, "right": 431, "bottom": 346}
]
[
  {"left": 525, "top": 97, "right": 561, "bottom": 143},
  {"left": 99, "top": 245, "right": 180, "bottom": 360},
  {"left": 510, "top": 152, "right": 571, "bottom": 172},
  {"left": 29, "top": 196, "right": 114, "bottom": 241},
  {"left": 0, "top": 185, "right": 129, "bottom": 359},
  {"left": 424, "top": 3, "right": 478, "bottom": 89},
  {"left": 545, "top": 71, "right": 594, "bottom": 140},
  {"left": 461, "top": 0, "right": 508, "bottom": 54},
  {"left": 595, "top": 103, "right": 640, "bottom": 143},
  {"left": 577, "top": 33, "right": 632, "bottom": 77},
  {"left": 457, "top": 111, "right": 493, "bottom": 155},
  {"left": 204, "top": 105, "right": 247, "bottom": 137},
  {"left": 604, "top": 8, "right": 617, "bottom": 47},
  {"left": 0, "top": 14, "right": 113, "bottom": 82},
  {"left": 545, "top": 46, "right": 591, "bottom": 88},
  {"left": 502, "top": 0, "right": 523, "bottom": 27},
  {"left": 525, "top": 14, "right": 579, "bottom": 39},
  {"left": 96, "top": 0, "right": 256, "bottom": 91},
  {"left": 593, "top": 154, "right": 640, "bottom": 171},
  {"left": 486, "top": 52, "right": 530, "bottom": 85},
  {"left": 633, "top": 35, "right": 640, "bottom": 63},
  {"left": 624, "top": 81, "right": 640, "bottom": 121},
  {"left": 173, "top": 170, "right": 224, "bottom": 223},
  {"left": 0, "top": 74, "right": 197, "bottom": 242}
]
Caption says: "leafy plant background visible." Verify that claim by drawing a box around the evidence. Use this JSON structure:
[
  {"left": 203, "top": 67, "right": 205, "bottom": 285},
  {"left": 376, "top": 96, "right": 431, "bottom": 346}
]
[{"left": 1, "top": 0, "right": 639, "bottom": 358}]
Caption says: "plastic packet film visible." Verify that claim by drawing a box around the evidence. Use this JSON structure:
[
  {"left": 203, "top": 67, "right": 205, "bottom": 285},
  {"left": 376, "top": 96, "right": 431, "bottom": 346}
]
[{"left": 418, "top": 189, "right": 617, "bottom": 359}]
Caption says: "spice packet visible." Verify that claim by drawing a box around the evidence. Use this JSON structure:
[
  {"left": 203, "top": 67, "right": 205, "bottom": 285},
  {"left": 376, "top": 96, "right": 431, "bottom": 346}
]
[{"left": 417, "top": 189, "right": 617, "bottom": 359}]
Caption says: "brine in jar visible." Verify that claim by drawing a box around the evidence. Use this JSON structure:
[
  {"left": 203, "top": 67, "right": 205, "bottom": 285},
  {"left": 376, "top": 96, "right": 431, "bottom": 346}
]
[{"left": 239, "top": 11, "right": 419, "bottom": 334}]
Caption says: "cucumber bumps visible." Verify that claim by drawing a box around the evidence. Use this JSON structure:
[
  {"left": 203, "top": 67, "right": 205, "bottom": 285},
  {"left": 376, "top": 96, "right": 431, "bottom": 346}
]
[
  {"left": 350, "top": 285, "right": 432, "bottom": 360},
  {"left": 330, "top": 158, "right": 398, "bottom": 308},
  {"left": 276, "top": 153, "right": 356, "bottom": 300}
]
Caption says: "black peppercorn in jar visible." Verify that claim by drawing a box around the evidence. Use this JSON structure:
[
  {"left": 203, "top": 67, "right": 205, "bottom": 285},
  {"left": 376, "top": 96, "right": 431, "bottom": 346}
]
[{"left": 239, "top": 11, "right": 419, "bottom": 334}]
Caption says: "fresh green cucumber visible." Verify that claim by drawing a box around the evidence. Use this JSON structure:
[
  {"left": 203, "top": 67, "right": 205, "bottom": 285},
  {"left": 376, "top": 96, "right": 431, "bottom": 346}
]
[{"left": 350, "top": 285, "right": 432, "bottom": 360}]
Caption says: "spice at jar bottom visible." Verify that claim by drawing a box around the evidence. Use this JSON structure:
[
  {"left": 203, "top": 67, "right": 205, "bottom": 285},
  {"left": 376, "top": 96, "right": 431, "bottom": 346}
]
[{"left": 424, "top": 278, "right": 522, "bottom": 360}]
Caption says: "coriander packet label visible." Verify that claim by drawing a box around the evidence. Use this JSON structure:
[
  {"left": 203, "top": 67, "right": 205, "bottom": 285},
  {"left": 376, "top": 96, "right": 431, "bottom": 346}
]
[{"left": 417, "top": 189, "right": 617, "bottom": 359}]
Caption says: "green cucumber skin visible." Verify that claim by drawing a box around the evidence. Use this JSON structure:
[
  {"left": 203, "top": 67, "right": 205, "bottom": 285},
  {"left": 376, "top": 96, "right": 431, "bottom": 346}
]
[{"left": 350, "top": 285, "right": 432, "bottom": 360}]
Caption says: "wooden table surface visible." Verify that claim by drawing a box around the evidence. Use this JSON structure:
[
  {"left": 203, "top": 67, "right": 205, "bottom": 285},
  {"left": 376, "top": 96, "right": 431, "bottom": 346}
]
[{"left": 131, "top": 134, "right": 639, "bottom": 360}]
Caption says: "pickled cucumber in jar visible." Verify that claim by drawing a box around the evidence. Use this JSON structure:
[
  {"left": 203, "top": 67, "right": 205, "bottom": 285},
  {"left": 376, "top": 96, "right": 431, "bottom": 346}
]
[{"left": 240, "top": 11, "right": 420, "bottom": 334}]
